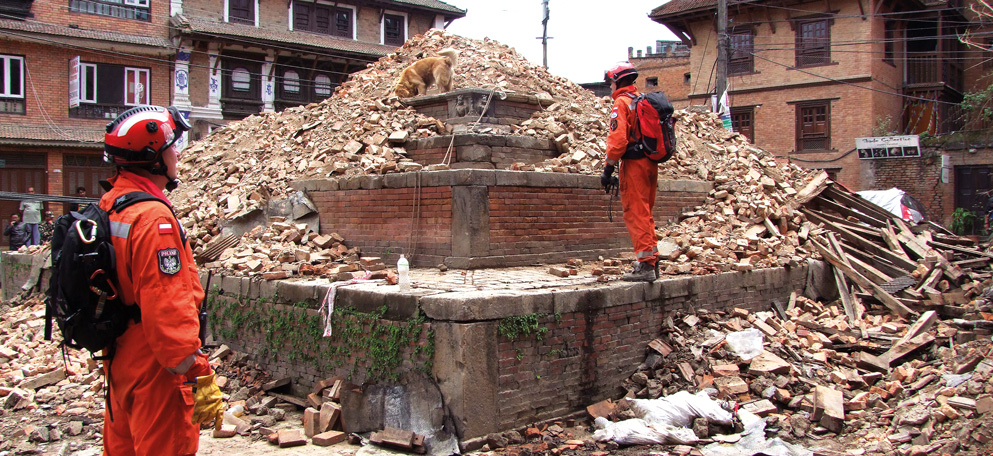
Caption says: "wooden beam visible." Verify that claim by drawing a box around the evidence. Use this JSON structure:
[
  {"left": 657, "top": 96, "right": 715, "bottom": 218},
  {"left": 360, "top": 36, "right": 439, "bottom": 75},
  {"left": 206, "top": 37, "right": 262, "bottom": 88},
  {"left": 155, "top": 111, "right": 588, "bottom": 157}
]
[
  {"left": 814, "top": 195, "right": 887, "bottom": 228},
  {"left": 804, "top": 208, "right": 885, "bottom": 243},
  {"left": 823, "top": 185, "right": 895, "bottom": 223},
  {"left": 803, "top": 208, "right": 918, "bottom": 272},
  {"left": 812, "top": 238, "right": 917, "bottom": 318},
  {"left": 828, "top": 233, "right": 862, "bottom": 331},
  {"left": 841, "top": 243, "right": 906, "bottom": 279},
  {"left": 930, "top": 241, "right": 993, "bottom": 260}
]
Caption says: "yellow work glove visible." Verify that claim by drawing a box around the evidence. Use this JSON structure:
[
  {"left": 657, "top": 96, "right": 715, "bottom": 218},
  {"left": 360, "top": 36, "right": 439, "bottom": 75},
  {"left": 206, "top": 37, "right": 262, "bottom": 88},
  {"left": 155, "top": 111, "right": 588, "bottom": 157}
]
[{"left": 191, "top": 373, "right": 225, "bottom": 430}]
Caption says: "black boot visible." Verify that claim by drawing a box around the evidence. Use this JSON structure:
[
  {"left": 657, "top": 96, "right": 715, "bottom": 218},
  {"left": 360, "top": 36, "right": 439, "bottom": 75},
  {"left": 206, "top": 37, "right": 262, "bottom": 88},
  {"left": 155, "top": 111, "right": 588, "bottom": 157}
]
[{"left": 622, "top": 261, "right": 657, "bottom": 282}]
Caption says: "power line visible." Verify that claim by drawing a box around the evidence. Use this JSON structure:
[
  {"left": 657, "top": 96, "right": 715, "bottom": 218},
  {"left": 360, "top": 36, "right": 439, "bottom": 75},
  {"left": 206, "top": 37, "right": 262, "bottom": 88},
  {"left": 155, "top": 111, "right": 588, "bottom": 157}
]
[{"left": 748, "top": 51, "right": 963, "bottom": 106}]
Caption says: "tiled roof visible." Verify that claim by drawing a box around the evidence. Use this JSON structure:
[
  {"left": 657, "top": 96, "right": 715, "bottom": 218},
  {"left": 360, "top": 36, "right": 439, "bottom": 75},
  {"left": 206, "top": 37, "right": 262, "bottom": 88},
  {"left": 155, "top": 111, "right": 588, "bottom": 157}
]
[
  {"left": 651, "top": 0, "right": 930, "bottom": 18},
  {"left": 393, "top": 0, "right": 466, "bottom": 16},
  {"left": 0, "top": 124, "right": 104, "bottom": 148},
  {"left": 172, "top": 15, "right": 399, "bottom": 58},
  {"left": 650, "top": 0, "right": 719, "bottom": 18},
  {"left": 0, "top": 18, "right": 172, "bottom": 47}
]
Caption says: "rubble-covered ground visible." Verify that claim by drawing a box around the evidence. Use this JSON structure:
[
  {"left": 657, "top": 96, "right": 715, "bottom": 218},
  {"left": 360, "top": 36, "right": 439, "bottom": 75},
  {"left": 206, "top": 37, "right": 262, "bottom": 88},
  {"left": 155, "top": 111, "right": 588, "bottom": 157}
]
[{"left": 3, "top": 29, "right": 992, "bottom": 456}]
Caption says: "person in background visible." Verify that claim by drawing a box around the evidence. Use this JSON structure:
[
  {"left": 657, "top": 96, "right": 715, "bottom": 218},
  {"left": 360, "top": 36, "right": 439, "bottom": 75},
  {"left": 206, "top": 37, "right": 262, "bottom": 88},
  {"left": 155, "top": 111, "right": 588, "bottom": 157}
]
[
  {"left": 19, "top": 187, "right": 43, "bottom": 246},
  {"left": 4, "top": 213, "right": 29, "bottom": 251},
  {"left": 600, "top": 62, "right": 661, "bottom": 282},
  {"left": 39, "top": 211, "right": 55, "bottom": 244},
  {"left": 983, "top": 189, "right": 993, "bottom": 233},
  {"left": 69, "top": 186, "right": 89, "bottom": 213}
]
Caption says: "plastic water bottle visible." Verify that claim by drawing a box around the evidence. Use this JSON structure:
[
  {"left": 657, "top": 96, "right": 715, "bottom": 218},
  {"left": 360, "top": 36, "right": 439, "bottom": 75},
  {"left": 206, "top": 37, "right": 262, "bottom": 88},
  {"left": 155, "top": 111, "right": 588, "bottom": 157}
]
[{"left": 397, "top": 254, "right": 410, "bottom": 292}]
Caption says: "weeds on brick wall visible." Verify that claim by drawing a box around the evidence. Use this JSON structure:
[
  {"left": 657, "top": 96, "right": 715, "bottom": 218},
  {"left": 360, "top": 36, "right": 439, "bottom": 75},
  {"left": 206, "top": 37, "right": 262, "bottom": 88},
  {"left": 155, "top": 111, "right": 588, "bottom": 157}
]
[
  {"left": 497, "top": 313, "right": 561, "bottom": 341},
  {"left": 206, "top": 293, "right": 433, "bottom": 382}
]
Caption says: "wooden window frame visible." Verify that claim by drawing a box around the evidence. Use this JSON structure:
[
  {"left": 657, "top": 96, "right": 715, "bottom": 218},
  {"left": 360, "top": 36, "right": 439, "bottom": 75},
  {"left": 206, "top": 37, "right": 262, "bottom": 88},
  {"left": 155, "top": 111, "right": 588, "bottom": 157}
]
[
  {"left": 293, "top": 1, "right": 354, "bottom": 39},
  {"left": 794, "top": 16, "right": 832, "bottom": 68},
  {"left": 795, "top": 101, "right": 831, "bottom": 152},
  {"left": 883, "top": 20, "right": 896, "bottom": 65},
  {"left": 730, "top": 106, "right": 755, "bottom": 144},
  {"left": 124, "top": 67, "right": 149, "bottom": 106},
  {"left": 228, "top": 0, "right": 255, "bottom": 25},
  {"left": 68, "top": 0, "right": 150, "bottom": 21},
  {"left": 221, "top": 57, "right": 261, "bottom": 101},
  {"left": 0, "top": 55, "right": 25, "bottom": 99},
  {"left": 729, "top": 28, "right": 755, "bottom": 75},
  {"left": 382, "top": 12, "right": 407, "bottom": 46}
]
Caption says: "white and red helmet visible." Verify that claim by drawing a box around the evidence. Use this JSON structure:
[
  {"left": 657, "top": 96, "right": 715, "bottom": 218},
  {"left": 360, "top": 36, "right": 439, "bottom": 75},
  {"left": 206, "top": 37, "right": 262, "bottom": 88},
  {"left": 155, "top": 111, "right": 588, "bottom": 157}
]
[
  {"left": 605, "top": 62, "right": 638, "bottom": 83},
  {"left": 104, "top": 105, "right": 190, "bottom": 165}
]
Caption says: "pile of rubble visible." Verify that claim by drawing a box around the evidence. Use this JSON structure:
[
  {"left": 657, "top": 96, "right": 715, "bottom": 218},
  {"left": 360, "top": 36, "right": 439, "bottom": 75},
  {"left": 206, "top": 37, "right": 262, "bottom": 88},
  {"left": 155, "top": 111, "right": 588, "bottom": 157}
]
[
  {"left": 0, "top": 295, "right": 106, "bottom": 455},
  {"left": 170, "top": 27, "right": 824, "bottom": 275}
]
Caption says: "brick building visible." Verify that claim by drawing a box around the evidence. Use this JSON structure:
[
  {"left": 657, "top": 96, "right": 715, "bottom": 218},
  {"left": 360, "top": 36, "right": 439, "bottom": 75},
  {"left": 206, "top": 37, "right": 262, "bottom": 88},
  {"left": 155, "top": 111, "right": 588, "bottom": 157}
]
[
  {"left": 0, "top": 0, "right": 464, "bottom": 246},
  {"left": 649, "top": 0, "right": 993, "bottom": 226},
  {"left": 628, "top": 40, "right": 692, "bottom": 108}
]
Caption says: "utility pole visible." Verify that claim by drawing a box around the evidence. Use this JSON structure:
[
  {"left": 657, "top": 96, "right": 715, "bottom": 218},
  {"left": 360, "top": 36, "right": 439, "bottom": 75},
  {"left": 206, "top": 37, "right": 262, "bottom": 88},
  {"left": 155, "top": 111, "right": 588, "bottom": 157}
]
[
  {"left": 538, "top": 0, "right": 551, "bottom": 69},
  {"left": 716, "top": 0, "right": 728, "bottom": 106}
]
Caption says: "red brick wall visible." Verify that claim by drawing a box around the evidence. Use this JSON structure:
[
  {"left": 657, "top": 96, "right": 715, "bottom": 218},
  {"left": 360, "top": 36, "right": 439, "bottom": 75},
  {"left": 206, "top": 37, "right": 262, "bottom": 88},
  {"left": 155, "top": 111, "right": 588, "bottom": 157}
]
[
  {"left": 311, "top": 186, "right": 454, "bottom": 262},
  {"left": 493, "top": 267, "right": 805, "bottom": 431},
  {"left": 632, "top": 57, "right": 692, "bottom": 108},
  {"left": 29, "top": 0, "right": 171, "bottom": 35}
]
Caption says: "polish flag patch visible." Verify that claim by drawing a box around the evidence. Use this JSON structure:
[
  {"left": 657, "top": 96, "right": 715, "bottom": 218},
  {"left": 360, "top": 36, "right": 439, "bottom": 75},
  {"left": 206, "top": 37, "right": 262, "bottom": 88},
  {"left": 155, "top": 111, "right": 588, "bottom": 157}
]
[{"left": 158, "top": 223, "right": 174, "bottom": 234}]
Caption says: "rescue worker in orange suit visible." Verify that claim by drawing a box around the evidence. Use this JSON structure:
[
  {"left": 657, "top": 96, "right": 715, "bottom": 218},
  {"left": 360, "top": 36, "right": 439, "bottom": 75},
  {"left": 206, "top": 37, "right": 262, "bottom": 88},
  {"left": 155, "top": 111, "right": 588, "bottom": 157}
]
[
  {"left": 100, "top": 105, "right": 224, "bottom": 455},
  {"left": 601, "top": 62, "right": 660, "bottom": 281}
]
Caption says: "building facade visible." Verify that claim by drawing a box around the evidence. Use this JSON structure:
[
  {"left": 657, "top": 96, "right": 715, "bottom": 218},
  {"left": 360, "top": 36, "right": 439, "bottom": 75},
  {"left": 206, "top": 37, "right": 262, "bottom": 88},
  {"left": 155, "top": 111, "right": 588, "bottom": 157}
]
[
  {"left": 0, "top": 0, "right": 464, "bottom": 245},
  {"left": 628, "top": 40, "right": 692, "bottom": 108},
  {"left": 649, "top": 0, "right": 992, "bottom": 226}
]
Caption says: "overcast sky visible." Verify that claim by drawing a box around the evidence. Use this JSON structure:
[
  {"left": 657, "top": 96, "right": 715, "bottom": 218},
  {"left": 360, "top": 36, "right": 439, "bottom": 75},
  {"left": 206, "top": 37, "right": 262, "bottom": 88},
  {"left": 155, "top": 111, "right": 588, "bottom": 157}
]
[{"left": 446, "top": 0, "right": 679, "bottom": 84}]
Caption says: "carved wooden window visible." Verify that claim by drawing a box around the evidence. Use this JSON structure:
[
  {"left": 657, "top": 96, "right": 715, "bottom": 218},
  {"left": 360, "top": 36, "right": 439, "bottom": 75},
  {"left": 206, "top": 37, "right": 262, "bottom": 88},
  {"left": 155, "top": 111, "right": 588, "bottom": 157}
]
[
  {"left": 796, "top": 18, "right": 830, "bottom": 67},
  {"left": 384, "top": 14, "right": 405, "bottom": 46},
  {"left": 796, "top": 102, "right": 830, "bottom": 151},
  {"left": 731, "top": 107, "right": 754, "bottom": 144},
  {"left": 293, "top": 1, "right": 352, "bottom": 38},
  {"left": 229, "top": 0, "right": 254, "bottom": 25},
  {"left": 729, "top": 29, "right": 754, "bottom": 74}
]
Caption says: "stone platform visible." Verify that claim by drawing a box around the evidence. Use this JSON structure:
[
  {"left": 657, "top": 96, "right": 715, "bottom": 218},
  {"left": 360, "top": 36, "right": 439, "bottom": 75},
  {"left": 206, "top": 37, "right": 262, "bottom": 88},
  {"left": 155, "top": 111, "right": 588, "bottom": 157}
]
[{"left": 203, "top": 262, "right": 818, "bottom": 445}]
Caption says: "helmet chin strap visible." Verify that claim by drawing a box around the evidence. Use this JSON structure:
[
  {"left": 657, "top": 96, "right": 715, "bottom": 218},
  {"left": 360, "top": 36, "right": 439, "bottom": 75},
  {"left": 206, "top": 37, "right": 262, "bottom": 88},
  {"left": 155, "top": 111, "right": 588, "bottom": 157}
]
[{"left": 147, "top": 156, "right": 179, "bottom": 191}]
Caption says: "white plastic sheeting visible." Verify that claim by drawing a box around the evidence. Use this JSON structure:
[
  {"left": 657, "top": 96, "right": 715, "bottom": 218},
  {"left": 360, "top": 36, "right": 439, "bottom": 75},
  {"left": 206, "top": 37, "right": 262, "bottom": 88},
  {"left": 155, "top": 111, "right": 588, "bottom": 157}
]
[
  {"left": 856, "top": 188, "right": 924, "bottom": 223},
  {"left": 592, "top": 391, "right": 733, "bottom": 445}
]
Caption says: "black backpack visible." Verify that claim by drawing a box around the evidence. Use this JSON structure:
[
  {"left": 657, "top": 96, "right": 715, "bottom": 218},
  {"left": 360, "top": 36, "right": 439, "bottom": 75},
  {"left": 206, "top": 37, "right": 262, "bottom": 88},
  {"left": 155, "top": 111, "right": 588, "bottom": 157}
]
[
  {"left": 45, "top": 192, "right": 168, "bottom": 357},
  {"left": 623, "top": 91, "right": 678, "bottom": 163}
]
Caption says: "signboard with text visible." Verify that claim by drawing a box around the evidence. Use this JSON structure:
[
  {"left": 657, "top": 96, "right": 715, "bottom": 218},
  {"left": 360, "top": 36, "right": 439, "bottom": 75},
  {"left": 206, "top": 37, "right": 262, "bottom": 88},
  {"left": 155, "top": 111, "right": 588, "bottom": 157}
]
[{"left": 856, "top": 135, "right": 920, "bottom": 159}]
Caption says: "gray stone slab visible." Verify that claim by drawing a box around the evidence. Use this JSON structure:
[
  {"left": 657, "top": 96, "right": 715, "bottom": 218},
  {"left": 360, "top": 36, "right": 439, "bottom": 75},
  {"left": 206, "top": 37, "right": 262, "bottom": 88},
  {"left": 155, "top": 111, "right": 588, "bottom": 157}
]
[
  {"left": 357, "top": 175, "right": 384, "bottom": 190},
  {"left": 551, "top": 288, "right": 609, "bottom": 315},
  {"left": 419, "top": 290, "right": 554, "bottom": 321},
  {"left": 274, "top": 280, "right": 320, "bottom": 304},
  {"left": 492, "top": 170, "right": 531, "bottom": 186},
  {"left": 335, "top": 287, "right": 420, "bottom": 319},
  {"left": 451, "top": 186, "right": 489, "bottom": 258},
  {"left": 658, "top": 179, "right": 711, "bottom": 193},
  {"left": 457, "top": 144, "right": 492, "bottom": 162}
]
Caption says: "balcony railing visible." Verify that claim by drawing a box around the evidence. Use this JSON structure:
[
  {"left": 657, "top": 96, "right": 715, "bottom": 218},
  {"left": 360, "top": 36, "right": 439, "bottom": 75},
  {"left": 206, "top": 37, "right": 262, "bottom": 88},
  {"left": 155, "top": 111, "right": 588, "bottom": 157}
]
[
  {"left": 69, "top": 103, "right": 132, "bottom": 120},
  {"left": 906, "top": 55, "right": 963, "bottom": 92}
]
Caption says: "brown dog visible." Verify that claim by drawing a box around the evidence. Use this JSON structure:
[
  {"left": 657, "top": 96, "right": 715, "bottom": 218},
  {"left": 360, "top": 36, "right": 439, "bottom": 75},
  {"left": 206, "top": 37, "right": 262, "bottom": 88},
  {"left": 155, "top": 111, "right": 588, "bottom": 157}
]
[{"left": 393, "top": 48, "right": 459, "bottom": 98}]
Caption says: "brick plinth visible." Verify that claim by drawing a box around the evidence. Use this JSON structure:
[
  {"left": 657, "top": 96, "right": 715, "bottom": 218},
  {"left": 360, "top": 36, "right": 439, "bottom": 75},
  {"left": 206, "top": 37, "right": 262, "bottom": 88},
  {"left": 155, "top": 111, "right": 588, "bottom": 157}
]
[{"left": 294, "top": 170, "right": 712, "bottom": 268}]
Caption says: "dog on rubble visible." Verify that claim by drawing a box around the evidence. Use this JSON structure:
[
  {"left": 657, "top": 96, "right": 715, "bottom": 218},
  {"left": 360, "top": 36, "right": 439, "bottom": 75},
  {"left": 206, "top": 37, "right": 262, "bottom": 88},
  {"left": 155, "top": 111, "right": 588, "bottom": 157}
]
[{"left": 393, "top": 48, "right": 459, "bottom": 98}]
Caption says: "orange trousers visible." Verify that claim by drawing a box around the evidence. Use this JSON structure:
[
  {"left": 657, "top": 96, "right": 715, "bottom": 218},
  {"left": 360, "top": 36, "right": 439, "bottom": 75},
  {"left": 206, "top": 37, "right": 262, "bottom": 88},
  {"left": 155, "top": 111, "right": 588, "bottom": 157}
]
[
  {"left": 619, "top": 158, "right": 659, "bottom": 264},
  {"left": 103, "top": 324, "right": 201, "bottom": 456}
]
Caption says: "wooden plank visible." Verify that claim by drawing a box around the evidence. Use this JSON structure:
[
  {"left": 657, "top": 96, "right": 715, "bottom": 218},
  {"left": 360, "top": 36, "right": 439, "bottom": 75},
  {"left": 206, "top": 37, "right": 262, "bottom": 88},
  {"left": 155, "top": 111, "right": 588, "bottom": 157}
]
[
  {"left": 812, "top": 238, "right": 917, "bottom": 318},
  {"left": 267, "top": 392, "right": 307, "bottom": 408},
  {"left": 823, "top": 185, "right": 896, "bottom": 222},
  {"left": 881, "top": 222, "right": 913, "bottom": 262},
  {"left": 815, "top": 195, "right": 888, "bottom": 228},
  {"left": 841, "top": 243, "right": 907, "bottom": 279},
  {"left": 893, "top": 218, "right": 933, "bottom": 261},
  {"left": 828, "top": 233, "right": 860, "bottom": 331},
  {"left": 853, "top": 292, "right": 920, "bottom": 311},
  {"left": 930, "top": 241, "right": 993, "bottom": 260},
  {"left": 794, "top": 170, "right": 830, "bottom": 205},
  {"left": 804, "top": 206, "right": 888, "bottom": 242},
  {"left": 787, "top": 290, "right": 798, "bottom": 312},
  {"left": 804, "top": 208, "right": 919, "bottom": 272},
  {"left": 893, "top": 310, "right": 937, "bottom": 348},
  {"left": 883, "top": 333, "right": 934, "bottom": 366}
]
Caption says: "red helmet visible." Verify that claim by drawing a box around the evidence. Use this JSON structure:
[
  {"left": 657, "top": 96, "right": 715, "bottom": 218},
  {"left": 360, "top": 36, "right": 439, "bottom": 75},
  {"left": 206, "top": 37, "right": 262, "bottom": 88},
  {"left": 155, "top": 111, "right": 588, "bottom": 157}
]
[
  {"left": 605, "top": 62, "right": 638, "bottom": 83},
  {"left": 104, "top": 105, "right": 190, "bottom": 165}
]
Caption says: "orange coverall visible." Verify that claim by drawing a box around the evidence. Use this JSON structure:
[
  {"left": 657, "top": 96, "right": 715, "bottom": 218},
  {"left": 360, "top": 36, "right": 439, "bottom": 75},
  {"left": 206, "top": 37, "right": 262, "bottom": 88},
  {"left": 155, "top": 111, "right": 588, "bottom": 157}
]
[
  {"left": 100, "top": 171, "right": 209, "bottom": 456},
  {"left": 605, "top": 85, "right": 660, "bottom": 265}
]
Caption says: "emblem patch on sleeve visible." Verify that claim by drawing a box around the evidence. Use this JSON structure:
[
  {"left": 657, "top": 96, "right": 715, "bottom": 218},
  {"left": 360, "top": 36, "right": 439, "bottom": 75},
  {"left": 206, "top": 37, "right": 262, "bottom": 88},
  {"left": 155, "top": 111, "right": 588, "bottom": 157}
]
[
  {"left": 610, "top": 119, "right": 618, "bottom": 131},
  {"left": 158, "top": 248, "right": 181, "bottom": 275}
]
